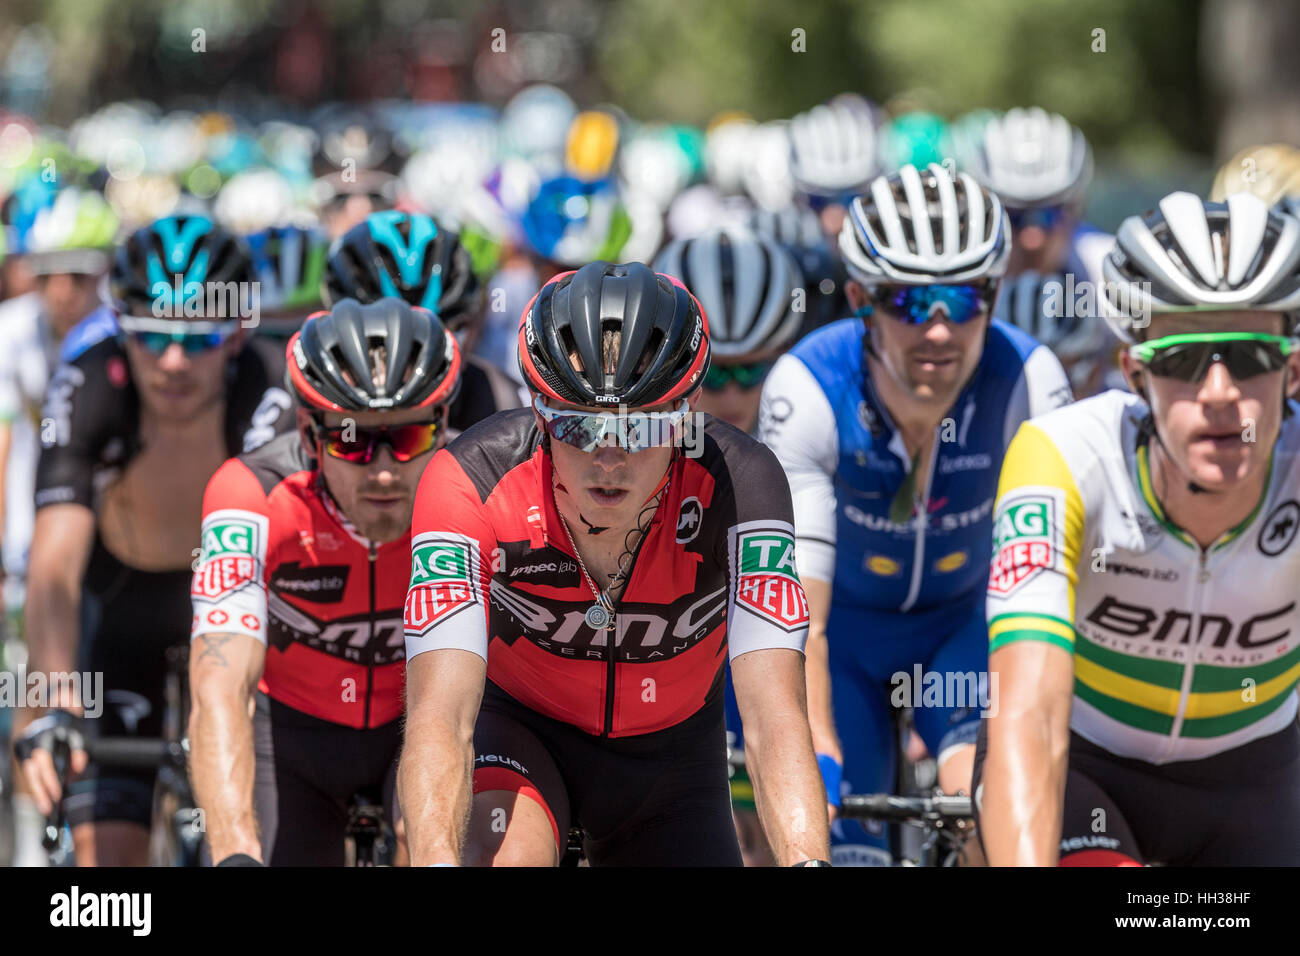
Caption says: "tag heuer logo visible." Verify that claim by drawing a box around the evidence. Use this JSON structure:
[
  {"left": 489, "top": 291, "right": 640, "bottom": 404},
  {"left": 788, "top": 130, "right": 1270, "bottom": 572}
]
[
  {"left": 202, "top": 517, "right": 258, "bottom": 559},
  {"left": 989, "top": 493, "right": 1056, "bottom": 596},
  {"left": 405, "top": 534, "right": 481, "bottom": 632},
  {"left": 734, "top": 528, "right": 808, "bottom": 632}
]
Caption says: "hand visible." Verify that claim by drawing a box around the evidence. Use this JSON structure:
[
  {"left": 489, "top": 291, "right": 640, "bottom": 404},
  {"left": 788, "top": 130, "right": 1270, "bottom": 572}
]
[{"left": 13, "top": 711, "right": 88, "bottom": 816}]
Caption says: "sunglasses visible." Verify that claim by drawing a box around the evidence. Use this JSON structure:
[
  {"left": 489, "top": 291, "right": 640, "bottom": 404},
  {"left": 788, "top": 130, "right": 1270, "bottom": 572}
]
[
  {"left": 703, "top": 361, "right": 773, "bottom": 391},
  {"left": 1128, "top": 332, "right": 1299, "bottom": 383},
  {"left": 118, "top": 316, "right": 241, "bottom": 356},
  {"left": 1008, "top": 205, "right": 1068, "bottom": 231},
  {"left": 872, "top": 283, "right": 997, "bottom": 326},
  {"left": 533, "top": 394, "right": 691, "bottom": 454},
  {"left": 312, "top": 416, "right": 444, "bottom": 464}
]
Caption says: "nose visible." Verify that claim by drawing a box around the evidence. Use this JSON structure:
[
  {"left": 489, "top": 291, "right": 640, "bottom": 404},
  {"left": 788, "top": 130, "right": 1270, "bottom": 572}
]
[
  {"left": 367, "top": 444, "right": 402, "bottom": 482},
  {"left": 1017, "top": 226, "right": 1047, "bottom": 251},
  {"left": 922, "top": 315, "right": 956, "bottom": 344},
  {"left": 591, "top": 441, "right": 629, "bottom": 469},
  {"left": 158, "top": 342, "right": 191, "bottom": 371},
  {"left": 1198, "top": 359, "right": 1241, "bottom": 403}
]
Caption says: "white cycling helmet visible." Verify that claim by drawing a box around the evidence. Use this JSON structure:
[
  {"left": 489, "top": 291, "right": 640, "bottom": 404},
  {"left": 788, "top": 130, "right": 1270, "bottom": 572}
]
[
  {"left": 741, "top": 121, "right": 796, "bottom": 212},
  {"left": 654, "top": 225, "right": 804, "bottom": 360},
  {"left": 788, "top": 97, "right": 881, "bottom": 198},
  {"left": 966, "top": 107, "right": 1092, "bottom": 208},
  {"left": 214, "top": 168, "right": 300, "bottom": 234},
  {"left": 839, "top": 162, "right": 1010, "bottom": 285},
  {"left": 1100, "top": 191, "right": 1300, "bottom": 342}
]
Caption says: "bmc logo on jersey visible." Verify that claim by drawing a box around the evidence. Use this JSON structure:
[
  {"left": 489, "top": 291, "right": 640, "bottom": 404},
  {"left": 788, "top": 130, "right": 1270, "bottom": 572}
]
[
  {"left": 988, "top": 491, "right": 1058, "bottom": 596},
  {"left": 193, "top": 511, "right": 266, "bottom": 601},
  {"left": 733, "top": 525, "right": 808, "bottom": 632},
  {"left": 405, "top": 534, "right": 481, "bottom": 633}
]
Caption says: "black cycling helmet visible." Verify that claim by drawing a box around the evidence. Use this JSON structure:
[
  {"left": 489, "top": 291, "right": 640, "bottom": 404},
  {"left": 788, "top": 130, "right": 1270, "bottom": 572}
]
[
  {"left": 112, "top": 214, "right": 254, "bottom": 314},
  {"left": 323, "top": 210, "right": 482, "bottom": 330},
  {"left": 517, "top": 261, "right": 710, "bottom": 408},
  {"left": 286, "top": 297, "right": 462, "bottom": 412}
]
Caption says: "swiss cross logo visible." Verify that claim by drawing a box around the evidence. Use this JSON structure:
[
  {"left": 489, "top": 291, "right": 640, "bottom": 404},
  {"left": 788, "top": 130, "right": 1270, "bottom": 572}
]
[
  {"left": 241, "top": 614, "right": 261, "bottom": 631},
  {"left": 989, "top": 493, "right": 1057, "bottom": 596},
  {"left": 207, "top": 609, "right": 229, "bottom": 626},
  {"left": 734, "top": 528, "right": 808, "bottom": 632},
  {"left": 404, "top": 534, "right": 481, "bottom": 634}
]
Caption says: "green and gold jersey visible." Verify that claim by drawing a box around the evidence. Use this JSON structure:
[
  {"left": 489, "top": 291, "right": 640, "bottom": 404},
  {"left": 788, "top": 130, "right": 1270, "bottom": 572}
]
[{"left": 987, "top": 389, "right": 1300, "bottom": 764}]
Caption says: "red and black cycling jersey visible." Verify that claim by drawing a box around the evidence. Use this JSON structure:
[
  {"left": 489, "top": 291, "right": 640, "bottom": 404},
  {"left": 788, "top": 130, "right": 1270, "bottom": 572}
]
[
  {"left": 36, "top": 334, "right": 293, "bottom": 511},
  {"left": 404, "top": 408, "right": 810, "bottom": 738},
  {"left": 191, "top": 432, "right": 409, "bottom": 729}
]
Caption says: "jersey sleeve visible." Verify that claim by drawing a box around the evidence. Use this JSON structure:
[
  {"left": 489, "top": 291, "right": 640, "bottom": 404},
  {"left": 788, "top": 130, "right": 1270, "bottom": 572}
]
[
  {"left": 191, "top": 458, "right": 272, "bottom": 644},
  {"left": 718, "top": 438, "right": 810, "bottom": 660},
  {"left": 758, "top": 353, "right": 839, "bottom": 584},
  {"left": 1002, "top": 344, "right": 1073, "bottom": 449},
  {"left": 403, "top": 448, "right": 495, "bottom": 663},
  {"left": 34, "top": 346, "right": 130, "bottom": 511},
  {"left": 986, "top": 421, "right": 1086, "bottom": 656}
]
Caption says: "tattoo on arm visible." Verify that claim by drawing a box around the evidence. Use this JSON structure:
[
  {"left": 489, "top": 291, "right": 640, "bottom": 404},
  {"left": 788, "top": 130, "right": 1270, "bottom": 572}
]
[{"left": 197, "top": 634, "right": 235, "bottom": 667}]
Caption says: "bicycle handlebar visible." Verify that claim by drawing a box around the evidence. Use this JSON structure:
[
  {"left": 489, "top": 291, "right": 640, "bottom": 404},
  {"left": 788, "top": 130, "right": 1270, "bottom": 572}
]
[{"left": 839, "top": 793, "right": 973, "bottom": 823}]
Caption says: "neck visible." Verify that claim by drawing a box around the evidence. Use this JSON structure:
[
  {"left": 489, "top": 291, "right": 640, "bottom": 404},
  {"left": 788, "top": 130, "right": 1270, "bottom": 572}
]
[
  {"left": 866, "top": 351, "right": 952, "bottom": 450},
  {"left": 1149, "top": 440, "right": 1270, "bottom": 549},
  {"left": 140, "top": 396, "right": 226, "bottom": 446}
]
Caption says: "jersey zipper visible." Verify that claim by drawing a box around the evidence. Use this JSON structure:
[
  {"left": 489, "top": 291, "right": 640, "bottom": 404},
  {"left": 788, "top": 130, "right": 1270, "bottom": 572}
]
[
  {"left": 364, "top": 541, "right": 377, "bottom": 729},
  {"left": 1165, "top": 545, "right": 1209, "bottom": 756},
  {"left": 899, "top": 428, "right": 940, "bottom": 613}
]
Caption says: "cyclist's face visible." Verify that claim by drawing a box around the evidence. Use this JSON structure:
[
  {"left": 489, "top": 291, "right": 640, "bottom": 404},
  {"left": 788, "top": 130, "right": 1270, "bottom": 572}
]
[
  {"left": 306, "top": 406, "right": 443, "bottom": 544},
  {"left": 38, "top": 272, "right": 102, "bottom": 336},
  {"left": 852, "top": 281, "right": 989, "bottom": 408},
  {"left": 123, "top": 327, "right": 240, "bottom": 425},
  {"left": 1006, "top": 208, "right": 1075, "bottom": 277},
  {"left": 1123, "top": 312, "right": 1300, "bottom": 492},
  {"left": 544, "top": 396, "right": 686, "bottom": 530}
]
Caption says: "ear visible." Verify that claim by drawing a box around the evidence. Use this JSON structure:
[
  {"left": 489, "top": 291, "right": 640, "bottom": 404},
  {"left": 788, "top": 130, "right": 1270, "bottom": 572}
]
[
  {"left": 845, "top": 280, "right": 868, "bottom": 312},
  {"left": 296, "top": 408, "right": 317, "bottom": 459},
  {"left": 1118, "top": 346, "right": 1146, "bottom": 397}
]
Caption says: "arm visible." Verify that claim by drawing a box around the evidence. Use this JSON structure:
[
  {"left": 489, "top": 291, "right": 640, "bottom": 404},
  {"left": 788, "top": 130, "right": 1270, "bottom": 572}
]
[
  {"left": 982, "top": 420, "right": 1086, "bottom": 866},
  {"left": 758, "top": 355, "right": 842, "bottom": 784},
  {"left": 981, "top": 641, "right": 1074, "bottom": 865},
  {"left": 398, "top": 649, "right": 486, "bottom": 866},
  {"left": 188, "top": 458, "right": 275, "bottom": 862},
  {"left": 25, "top": 504, "right": 94, "bottom": 687},
  {"left": 401, "top": 448, "right": 497, "bottom": 865},
  {"left": 188, "top": 631, "right": 265, "bottom": 862},
  {"left": 732, "top": 647, "right": 831, "bottom": 865}
]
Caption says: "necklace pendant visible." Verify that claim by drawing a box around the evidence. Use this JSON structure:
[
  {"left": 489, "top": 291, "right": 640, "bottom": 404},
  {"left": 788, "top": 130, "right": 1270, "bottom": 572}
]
[{"left": 585, "top": 602, "right": 613, "bottom": 631}]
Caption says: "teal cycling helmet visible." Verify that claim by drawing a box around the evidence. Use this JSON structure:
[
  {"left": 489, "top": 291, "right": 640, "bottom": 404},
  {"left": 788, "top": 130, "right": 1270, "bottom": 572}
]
[
  {"left": 877, "top": 112, "right": 949, "bottom": 172},
  {"left": 323, "top": 210, "right": 481, "bottom": 329},
  {"left": 111, "top": 214, "right": 255, "bottom": 314}
]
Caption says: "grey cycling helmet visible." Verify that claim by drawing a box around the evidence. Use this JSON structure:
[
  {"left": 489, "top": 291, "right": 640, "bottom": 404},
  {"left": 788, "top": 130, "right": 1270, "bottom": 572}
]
[
  {"left": 788, "top": 96, "right": 882, "bottom": 198},
  {"left": 286, "top": 297, "right": 463, "bottom": 411},
  {"left": 965, "top": 107, "right": 1092, "bottom": 209},
  {"left": 1100, "top": 191, "right": 1300, "bottom": 342},
  {"left": 839, "top": 163, "right": 1010, "bottom": 285},
  {"left": 654, "top": 226, "right": 804, "bottom": 359}
]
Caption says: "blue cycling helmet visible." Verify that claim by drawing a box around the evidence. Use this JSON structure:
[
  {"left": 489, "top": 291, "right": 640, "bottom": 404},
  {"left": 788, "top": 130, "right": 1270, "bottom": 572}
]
[
  {"left": 112, "top": 214, "right": 255, "bottom": 314},
  {"left": 519, "top": 175, "right": 632, "bottom": 266},
  {"left": 323, "top": 210, "right": 481, "bottom": 329},
  {"left": 245, "top": 224, "right": 329, "bottom": 316}
]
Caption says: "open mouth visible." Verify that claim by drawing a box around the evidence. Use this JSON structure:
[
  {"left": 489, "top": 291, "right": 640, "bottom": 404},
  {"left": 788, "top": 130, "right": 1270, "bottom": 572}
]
[{"left": 587, "top": 486, "right": 629, "bottom": 507}]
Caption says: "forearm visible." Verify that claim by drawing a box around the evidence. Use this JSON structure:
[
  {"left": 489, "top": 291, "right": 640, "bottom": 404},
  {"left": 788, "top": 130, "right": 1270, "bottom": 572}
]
[
  {"left": 24, "top": 576, "right": 82, "bottom": 692},
  {"left": 981, "top": 711, "right": 1068, "bottom": 866},
  {"left": 189, "top": 688, "right": 261, "bottom": 861},
  {"left": 747, "top": 721, "right": 832, "bottom": 865},
  {"left": 398, "top": 712, "right": 474, "bottom": 866},
  {"left": 801, "top": 577, "right": 840, "bottom": 759}
]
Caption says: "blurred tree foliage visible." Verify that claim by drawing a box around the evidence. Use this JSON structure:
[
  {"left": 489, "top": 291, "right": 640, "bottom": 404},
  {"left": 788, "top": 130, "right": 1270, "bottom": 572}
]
[{"left": 600, "top": 0, "right": 1208, "bottom": 160}]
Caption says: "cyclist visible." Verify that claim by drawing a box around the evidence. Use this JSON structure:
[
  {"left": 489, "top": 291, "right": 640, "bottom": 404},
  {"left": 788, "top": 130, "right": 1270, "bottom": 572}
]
[
  {"left": 243, "top": 222, "right": 331, "bottom": 339},
  {"left": 15, "top": 215, "right": 293, "bottom": 866},
  {"left": 995, "top": 270, "right": 1111, "bottom": 399},
  {"left": 759, "top": 163, "right": 1072, "bottom": 866},
  {"left": 322, "top": 210, "right": 523, "bottom": 425},
  {"left": 400, "top": 261, "right": 830, "bottom": 867},
  {"left": 788, "top": 95, "right": 883, "bottom": 241},
  {"left": 189, "top": 297, "right": 463, "bottom": 867},
  {"left": 0, "top": 188, "right": 118, "bottom": 581},
  {"left": 976, "top": 191, "right": 1300, "bottom": 866},
  {"left": 655, "top": 226, "right": 807, "bottom": 865}
]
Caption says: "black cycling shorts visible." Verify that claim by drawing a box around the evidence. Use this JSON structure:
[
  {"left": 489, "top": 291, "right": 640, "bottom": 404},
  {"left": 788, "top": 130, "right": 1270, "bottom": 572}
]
[
  {"left": 471, "top": 681, "right": 742, "bottom": 867},
  {"left": 252, "top": 693, "right": 402, "bottom": 866},
  {"left": 971, "top": 716, "right": 1300, "bottom": 865}
]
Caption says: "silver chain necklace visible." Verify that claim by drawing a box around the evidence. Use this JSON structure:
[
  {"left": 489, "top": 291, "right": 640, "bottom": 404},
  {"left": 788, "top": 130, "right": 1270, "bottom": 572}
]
[{"left": 556, "top": 509, "right": 621, "bottom": 631}]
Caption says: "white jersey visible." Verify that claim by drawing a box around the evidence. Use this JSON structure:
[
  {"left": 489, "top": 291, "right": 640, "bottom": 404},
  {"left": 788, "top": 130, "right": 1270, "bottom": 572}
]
[{"left": 988, "top": 389, "right": 1300, "bottom": 763}]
